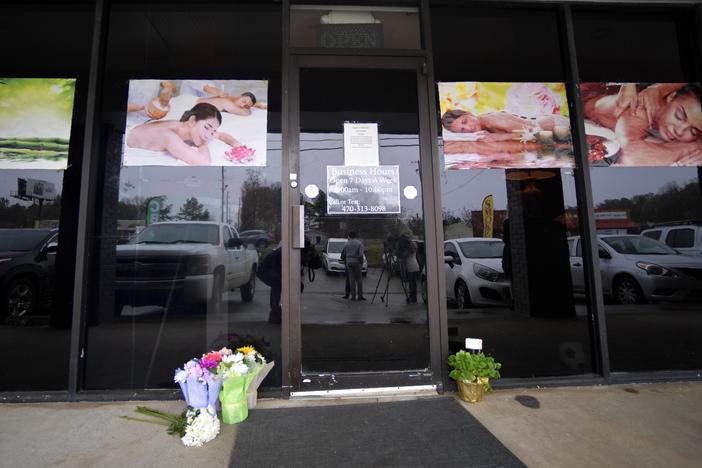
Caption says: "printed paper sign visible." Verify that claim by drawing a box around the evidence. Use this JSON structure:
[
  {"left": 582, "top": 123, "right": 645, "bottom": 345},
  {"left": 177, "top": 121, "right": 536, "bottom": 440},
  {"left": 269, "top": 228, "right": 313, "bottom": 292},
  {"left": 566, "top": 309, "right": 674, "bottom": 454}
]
[
  {"left": 122, "top": 79, "right": 268, "bottom": 167},
  {"left": 0, "top": 78, "right": 76, "bottom": 170},
  {"left": 327, "top": 165, "right": 400, "bottom": 214},
  {"left": 343, "top": 122, "right": 379, "bottom": 166},
  {"left": 465, "top": 338, "right": 483, "bottom": 351},
  {"left": 438, "top": 82, "right": 574, "bottom": 170}
]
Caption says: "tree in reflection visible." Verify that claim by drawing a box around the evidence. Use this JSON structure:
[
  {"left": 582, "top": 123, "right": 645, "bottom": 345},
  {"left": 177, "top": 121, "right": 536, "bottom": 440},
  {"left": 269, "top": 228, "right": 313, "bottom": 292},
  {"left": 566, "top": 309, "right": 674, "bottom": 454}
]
[
  {"left": 118, "top": 195, "right": 173, "bottom": 222},
  {"left": 239, "top": 170, "right": 281, "bottom": 239},
  {"left": 176, "top": 197, "right": 211, "bottom": 221},
  {"left": 597, "top": 180, "right": 702, "bottom": 224},
  {"left": 0, "top": 195, "right": 62, "bottom": 228}
]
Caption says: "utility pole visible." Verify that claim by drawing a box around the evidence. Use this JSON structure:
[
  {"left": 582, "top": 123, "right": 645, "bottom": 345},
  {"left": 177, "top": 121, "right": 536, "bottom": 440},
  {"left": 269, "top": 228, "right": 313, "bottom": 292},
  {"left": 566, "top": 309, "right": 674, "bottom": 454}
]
[
  {"left": 220, "top": 166, "right": 226, "bottom": 223},
  {"left": 225, "top": 190, "right": 230, "bottom": 225}
]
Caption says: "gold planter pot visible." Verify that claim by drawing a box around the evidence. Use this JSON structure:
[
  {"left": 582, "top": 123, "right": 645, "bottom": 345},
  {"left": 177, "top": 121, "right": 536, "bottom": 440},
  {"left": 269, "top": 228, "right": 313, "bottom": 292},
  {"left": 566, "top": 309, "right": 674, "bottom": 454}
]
[{"left": 457, "top": 379, "right": 485, "bottom": 403}]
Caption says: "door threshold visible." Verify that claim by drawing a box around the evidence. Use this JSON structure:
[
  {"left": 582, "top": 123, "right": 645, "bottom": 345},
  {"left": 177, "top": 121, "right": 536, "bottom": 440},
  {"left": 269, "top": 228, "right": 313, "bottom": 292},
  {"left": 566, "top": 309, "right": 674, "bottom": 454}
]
[{"left": 290, "top": 384, "right": 437, "bottom": 399}]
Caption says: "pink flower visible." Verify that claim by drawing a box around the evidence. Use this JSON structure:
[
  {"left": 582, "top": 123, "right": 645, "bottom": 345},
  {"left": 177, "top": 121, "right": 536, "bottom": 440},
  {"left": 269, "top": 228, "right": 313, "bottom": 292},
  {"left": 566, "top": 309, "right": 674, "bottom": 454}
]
[
  {"left": 224, "top": 145, "right": 256, "bottom": 163},
  {"left": 204, "top": 351, "right": 222, "bottom": 363},
  {"left": 200, "top": 357, "right": 218, "bottom": 369}
]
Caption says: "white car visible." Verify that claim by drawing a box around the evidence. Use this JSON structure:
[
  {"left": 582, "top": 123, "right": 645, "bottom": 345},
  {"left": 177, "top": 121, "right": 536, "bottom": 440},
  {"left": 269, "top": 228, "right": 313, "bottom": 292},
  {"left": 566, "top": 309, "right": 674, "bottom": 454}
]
[
  {"left": 322, "top": 238, "right": 368, "bottom": 275},
  {"left": 443, "top": 238, "right": 511, "bottom": 308},
  {"left": 568, "top": 235, "right": 702, "bottom": 304}
]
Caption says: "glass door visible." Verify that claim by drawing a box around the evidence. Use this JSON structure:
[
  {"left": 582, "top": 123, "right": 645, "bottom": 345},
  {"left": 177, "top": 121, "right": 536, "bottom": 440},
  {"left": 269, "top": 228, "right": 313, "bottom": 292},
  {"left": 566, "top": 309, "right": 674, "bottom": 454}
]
[{"left": 289, "top": 56, "right": 436, "bottom": 392}]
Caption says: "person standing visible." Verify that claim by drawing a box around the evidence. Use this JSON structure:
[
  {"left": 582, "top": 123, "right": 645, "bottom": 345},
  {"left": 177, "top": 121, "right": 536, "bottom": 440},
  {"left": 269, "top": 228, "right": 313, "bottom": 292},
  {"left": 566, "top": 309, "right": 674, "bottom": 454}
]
[
  {"left": 257, "top": 246, "right": 282, "bottom": 324},
  {"left": 343, "top": 231, "right": 365, "bottom": 301},
  {"left": 399, "top": 233, "right": 420, "bottom": 303}
]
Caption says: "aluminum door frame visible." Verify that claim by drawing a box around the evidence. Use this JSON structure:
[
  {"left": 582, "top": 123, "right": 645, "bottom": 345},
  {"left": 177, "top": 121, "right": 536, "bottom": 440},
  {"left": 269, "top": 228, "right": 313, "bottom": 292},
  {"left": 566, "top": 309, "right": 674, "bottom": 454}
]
[{"left": 285, "top": 54, "right": 445, "bottom": 393}]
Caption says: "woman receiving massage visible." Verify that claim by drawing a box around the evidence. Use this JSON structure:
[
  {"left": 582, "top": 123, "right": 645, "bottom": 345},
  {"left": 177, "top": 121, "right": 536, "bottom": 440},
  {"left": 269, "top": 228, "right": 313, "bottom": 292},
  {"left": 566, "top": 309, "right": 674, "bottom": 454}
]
[
  {"left": 441, "top": 109, "right": 572, "bottom": 161},
  {"left": 126, "top": 102, "right": 242, "bottom": 166},
  {"left": 581, "top": 83, "right": 702, "bottom": 166}
]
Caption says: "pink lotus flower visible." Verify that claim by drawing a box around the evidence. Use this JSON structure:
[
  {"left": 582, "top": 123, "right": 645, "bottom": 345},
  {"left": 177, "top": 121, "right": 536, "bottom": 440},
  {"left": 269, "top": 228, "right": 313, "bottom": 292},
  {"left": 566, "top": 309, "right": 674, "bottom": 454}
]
[{"left": 224, "top": 145, "right": 256, "bottom": 163}]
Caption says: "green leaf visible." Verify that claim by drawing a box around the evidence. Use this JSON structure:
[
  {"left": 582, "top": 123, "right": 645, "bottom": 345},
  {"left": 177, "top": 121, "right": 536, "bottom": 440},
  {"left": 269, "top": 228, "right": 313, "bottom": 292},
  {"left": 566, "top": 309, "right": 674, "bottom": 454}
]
[{"left": 447, "top": 350, "right": 502, "bottom": 391}]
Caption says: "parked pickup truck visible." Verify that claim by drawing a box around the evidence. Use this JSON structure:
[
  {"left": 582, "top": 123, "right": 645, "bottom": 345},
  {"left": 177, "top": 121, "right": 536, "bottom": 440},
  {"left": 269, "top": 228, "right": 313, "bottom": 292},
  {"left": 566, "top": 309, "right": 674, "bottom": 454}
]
[{"left": 115, "top": 221, "right": 258, "bottom": 313}]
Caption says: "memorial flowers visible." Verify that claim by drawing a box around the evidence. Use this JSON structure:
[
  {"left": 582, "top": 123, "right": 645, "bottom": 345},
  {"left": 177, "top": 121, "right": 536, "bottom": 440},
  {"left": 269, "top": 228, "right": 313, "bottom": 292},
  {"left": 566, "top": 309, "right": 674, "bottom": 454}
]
[
  {"left": 180, "top": 408, "right": 221, "bottom": 447},
  {"left": 218, "top": 346, "right": 268, "bottom": 424},
  {"left": 173, "top": 352, "right": 224, "bottom": 410},
  {"left": 122, "top": 406, "right": 220, "bottom": 448},
  {"left": 122, "top": 345, "right": 272, "bottom": 447}
]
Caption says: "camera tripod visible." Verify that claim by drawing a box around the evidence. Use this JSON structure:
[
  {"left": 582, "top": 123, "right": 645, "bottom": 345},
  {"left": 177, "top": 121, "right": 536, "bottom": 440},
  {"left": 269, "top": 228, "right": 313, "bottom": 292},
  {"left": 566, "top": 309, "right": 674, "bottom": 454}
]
[{"left": 371, "top": 251, "right": 409, "bottom": 307}]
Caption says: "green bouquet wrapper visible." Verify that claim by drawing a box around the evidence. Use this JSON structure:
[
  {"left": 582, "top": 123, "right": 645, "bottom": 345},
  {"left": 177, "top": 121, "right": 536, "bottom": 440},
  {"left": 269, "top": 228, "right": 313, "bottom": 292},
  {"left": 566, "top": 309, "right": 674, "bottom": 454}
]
[{"left": 219, "top": 365, "right": 262, "bottom": 424}]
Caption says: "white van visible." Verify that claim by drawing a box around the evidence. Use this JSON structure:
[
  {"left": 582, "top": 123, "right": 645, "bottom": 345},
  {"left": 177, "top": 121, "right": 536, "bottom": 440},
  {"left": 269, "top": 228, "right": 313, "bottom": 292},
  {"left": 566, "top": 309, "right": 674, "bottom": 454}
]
[{"left": 641, "top": 224, "right": 702, "bottom": 256}]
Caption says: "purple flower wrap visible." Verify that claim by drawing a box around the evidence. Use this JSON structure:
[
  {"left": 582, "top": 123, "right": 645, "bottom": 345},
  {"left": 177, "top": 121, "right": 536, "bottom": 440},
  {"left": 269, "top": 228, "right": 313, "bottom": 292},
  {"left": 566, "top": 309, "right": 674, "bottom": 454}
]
[
  {"left": 185, "top": 375, "right": 209, "bottom": 408},
  {"left": 208, "top": 378, "right": 223, "bottom": 407},
  {"left": 177, "top": 379, "right": 189, "bottom": 403}
]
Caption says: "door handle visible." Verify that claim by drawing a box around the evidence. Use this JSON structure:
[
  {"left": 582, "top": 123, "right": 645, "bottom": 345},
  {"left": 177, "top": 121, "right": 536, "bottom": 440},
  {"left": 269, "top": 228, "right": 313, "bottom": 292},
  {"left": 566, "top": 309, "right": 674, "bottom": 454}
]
[{"left": 292, "top": 205, "right": 304, "bottom": 248}]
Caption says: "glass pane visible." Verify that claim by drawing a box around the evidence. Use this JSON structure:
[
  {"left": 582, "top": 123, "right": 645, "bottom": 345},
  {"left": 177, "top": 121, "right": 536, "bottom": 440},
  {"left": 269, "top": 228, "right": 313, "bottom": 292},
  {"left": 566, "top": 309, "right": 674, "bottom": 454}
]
[
  {"left": 438, "top": 168, "right": 595, "bottom": 378},
  {"left": 574, "top": 9, "right": 693, "bottom": 82},
  {"left": 574, "top": 11, "right": 702, "bottom": 373},
  {"left": 85, "top": 2, "right": 283, "bottom": 390},
  {"left": 432, "top": 6, "right": 595, "bottom": 378},
  {"left": 291, "top": 6, "right": 420, "bottom": 49},
  {"left": 299, "top": 68, "right": 429, "bottom": 374},
  {"left": 0, "top": 2, "right": 93, "bottom": 391},
  {"left": 431, "top": 5, "right": 563, "bottom": 81}
]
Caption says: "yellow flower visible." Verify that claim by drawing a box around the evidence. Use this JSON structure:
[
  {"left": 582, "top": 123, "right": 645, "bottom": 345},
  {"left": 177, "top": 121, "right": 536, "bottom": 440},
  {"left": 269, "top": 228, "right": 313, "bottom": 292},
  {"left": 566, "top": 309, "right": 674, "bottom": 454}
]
[{"left": 236, "top": 345, "right": 256, "bottom": 355}]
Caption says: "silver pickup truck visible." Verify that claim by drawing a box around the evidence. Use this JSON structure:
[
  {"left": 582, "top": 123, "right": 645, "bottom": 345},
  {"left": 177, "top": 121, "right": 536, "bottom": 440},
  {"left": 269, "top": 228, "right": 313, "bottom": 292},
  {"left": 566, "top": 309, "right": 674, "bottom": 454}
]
[{"left": 115, "top": 221, "right": 258, "bottom": 313}]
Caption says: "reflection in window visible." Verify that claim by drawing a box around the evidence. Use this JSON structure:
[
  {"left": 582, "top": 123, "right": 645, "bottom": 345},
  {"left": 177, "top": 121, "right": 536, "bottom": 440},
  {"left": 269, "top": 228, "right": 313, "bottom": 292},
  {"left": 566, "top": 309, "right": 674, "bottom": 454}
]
[
  {"left": 134, "top": 223, "right": 220, "bottom": 245},
  {"left": 591, "top": 167, "right": 702, "bottom": 372},
  {"left": 85, "top": 2, "right": 283, "bottom": 391},
  {"left": 0, "top": 1, "right": 91, "bottom": 391},
  {"left": 438, "top": 167, "right": 594, "bottom": 378}
]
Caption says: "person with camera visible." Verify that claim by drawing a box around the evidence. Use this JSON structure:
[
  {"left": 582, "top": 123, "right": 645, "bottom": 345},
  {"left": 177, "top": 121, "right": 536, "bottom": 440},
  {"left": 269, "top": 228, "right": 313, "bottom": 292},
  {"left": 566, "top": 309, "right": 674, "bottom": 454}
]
[{"left": 398, "top": 233, "right": 420, "bottom": 303}]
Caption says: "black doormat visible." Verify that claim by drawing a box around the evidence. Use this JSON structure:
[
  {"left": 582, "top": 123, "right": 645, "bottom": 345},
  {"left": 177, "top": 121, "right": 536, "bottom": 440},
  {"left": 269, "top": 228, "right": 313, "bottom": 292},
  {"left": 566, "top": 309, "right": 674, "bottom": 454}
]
[{"left": 229, "top": 397, "right": 525, "bottom": 468}]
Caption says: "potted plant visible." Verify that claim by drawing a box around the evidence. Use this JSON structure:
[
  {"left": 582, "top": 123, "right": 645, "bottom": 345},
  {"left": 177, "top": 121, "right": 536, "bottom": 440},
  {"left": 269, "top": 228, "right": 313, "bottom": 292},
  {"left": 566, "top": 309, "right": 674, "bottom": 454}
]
[{"left": 447, "top": 350, "right": 502, "bottom": 403}]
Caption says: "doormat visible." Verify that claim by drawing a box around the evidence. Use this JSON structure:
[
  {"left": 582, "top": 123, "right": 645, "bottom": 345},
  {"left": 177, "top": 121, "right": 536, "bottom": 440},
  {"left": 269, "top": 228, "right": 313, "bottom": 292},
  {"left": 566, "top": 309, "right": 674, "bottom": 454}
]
[{"left": 229, "top": 397, "right": 525, "bottom": 468}]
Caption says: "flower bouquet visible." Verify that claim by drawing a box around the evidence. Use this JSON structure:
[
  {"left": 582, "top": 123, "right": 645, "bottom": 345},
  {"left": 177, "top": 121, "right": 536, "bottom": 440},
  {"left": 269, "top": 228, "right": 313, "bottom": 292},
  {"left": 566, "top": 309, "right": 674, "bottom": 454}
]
[
  {"left": 173, "top": 350, "right": 224, "bottom": 411},
  {"left": 121, "top": 406, "right": 220, "bottom": 447},
  {"left": 217, "top": 346, "right": 268, "bottom": 424}
]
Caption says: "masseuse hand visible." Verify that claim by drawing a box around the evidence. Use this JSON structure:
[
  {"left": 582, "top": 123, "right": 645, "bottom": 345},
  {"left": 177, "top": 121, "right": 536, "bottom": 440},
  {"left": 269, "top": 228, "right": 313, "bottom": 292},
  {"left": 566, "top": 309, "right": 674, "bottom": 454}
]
[{"left": 614, "top": 84, "right": 638, "bottom": 119}]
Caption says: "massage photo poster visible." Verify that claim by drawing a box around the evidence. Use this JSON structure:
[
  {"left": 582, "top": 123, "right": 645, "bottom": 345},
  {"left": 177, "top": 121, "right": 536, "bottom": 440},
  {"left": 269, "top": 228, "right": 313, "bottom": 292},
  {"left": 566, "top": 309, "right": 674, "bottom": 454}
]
[
  {"left": 439, "top": 81, "right": 702, "bottom": 170},
  {"left": 0, "top": 78, "right": 76, "bottom": 170},
  {"left": 122, "top": 79, "right": 268, "bottom": 167},
  {"left": 581, "top": 82, "right": 702, "bottom": 167},
  {"left": 438, "top": 82, "right": 574, "bottom": 171}
]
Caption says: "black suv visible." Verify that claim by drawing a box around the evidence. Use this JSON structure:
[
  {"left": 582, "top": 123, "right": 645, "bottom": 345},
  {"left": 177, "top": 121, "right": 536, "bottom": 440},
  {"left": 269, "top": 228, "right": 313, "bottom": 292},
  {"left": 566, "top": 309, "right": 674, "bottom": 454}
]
[{"left": 0, "top": 229, "right": 58, "bottom": 324}]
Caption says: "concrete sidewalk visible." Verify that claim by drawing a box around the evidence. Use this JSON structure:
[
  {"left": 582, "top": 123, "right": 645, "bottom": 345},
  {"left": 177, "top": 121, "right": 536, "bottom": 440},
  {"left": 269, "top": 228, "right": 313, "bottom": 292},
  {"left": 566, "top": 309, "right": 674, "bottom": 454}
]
[{"left": 1, "top": 381, "right": 700, "bottom": 468}]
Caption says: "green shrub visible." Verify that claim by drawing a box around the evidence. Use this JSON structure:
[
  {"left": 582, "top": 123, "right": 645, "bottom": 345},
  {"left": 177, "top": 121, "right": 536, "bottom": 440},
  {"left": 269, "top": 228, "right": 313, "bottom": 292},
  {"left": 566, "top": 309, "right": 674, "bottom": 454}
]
[{"left": 447, "top": 350, "right": 502, "bottom": 392}]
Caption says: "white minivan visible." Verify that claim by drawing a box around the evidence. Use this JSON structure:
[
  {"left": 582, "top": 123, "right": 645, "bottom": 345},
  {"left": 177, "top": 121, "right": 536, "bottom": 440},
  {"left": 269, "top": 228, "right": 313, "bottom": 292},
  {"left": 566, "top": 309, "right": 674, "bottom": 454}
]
[{"left": 641, "top": 224, "right": 702, "bottom": 257}]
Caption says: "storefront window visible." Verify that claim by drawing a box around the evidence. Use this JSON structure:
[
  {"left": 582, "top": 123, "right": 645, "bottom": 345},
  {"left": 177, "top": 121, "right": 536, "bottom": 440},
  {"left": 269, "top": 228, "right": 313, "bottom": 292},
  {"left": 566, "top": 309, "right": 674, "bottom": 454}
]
[
  {"left": 84, "top": 1, "right": 283, "bottom": 390},
  {"left": 0, "top": 2, "right": 92, "bottom": 391},
  {"left": 432, "top": 5, "right": 596, "bottom": 378},
  {"left": 574, "top": 8, "right": 702, "bottom": 373}
]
